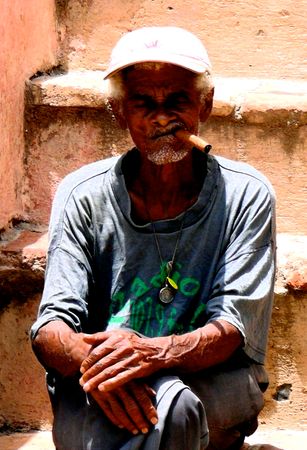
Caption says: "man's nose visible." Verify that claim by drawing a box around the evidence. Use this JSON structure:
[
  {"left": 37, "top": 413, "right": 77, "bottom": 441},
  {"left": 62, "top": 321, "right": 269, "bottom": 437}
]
[{"left": 152, "top": 109, "right": 176, "bottom": 127}]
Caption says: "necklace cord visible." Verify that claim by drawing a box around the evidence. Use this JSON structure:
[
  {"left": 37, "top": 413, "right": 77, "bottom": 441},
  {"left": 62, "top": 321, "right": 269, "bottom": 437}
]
[
  {"left": 151, "top": 217, "right": 185, "bottom": 274},
  {"left": 139, "top": 169, "right": 185, "bottom": 300}
]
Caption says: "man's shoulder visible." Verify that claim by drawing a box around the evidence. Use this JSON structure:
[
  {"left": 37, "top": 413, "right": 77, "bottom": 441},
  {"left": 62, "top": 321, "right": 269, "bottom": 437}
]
[
  {"left": 50, "top": 155, "right": 122, "bottom": 215},
  {"left": 55, "top": 155, "right": 121, "bottom": 198},
  {"left": 64, "top": 155, "right": 120, "bottom": 186},
  {"left": 213, "top": 155, "right": 274, "bottom": 195}
]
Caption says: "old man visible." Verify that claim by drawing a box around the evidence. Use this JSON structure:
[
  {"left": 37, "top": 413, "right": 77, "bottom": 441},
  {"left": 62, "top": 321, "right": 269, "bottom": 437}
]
[{"left": 31, "top": 27, "right": 276, "bottom": 450}]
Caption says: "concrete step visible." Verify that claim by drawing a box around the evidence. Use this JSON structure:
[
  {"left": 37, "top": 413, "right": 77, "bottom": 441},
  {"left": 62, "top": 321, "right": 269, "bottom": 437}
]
[
  {"left": 27, "top": 71, "right": 307, "bottom": 125},
  {"left": 0, "top": 428, "right": 305, "bottom": 450},
  {"left": 24, "top": 72, "right": 307, "bottom": 232},
  {"left": 1, "top": 229, "right": 306, "bottom": 301}
]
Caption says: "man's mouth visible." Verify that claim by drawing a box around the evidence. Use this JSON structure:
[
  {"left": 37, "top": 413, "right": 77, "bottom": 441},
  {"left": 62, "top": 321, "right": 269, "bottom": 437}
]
[{"left": 150, "top": 125, "right": 185, "bottom": 140}]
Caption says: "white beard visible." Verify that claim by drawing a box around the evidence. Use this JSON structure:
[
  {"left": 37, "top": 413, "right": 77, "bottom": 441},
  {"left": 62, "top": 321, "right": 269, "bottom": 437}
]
[{"left": 145, "top": 136, "right": 189, "bottom": 165}]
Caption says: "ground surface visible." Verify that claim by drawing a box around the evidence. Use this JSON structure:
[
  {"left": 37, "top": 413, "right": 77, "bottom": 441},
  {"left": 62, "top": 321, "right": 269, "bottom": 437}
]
[{"left": 0, "top": 428, "right": 305, "bottom": 450}]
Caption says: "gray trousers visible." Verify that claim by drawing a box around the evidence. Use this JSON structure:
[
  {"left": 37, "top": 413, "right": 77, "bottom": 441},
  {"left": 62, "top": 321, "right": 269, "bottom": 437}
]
[{"left": 48, "top": 360, "right": 267, "bottom": 450}]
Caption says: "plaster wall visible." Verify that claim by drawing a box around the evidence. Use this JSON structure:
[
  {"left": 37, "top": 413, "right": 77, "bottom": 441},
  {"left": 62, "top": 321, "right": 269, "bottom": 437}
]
[
  {"left": 0, "top": 295, "right": 52, "bottom": 430},
  {"left": 58, "top": 0, "right": 307, "bottom": 80},
  {"left": 24, "top": 105, "right": 132, "bottom": 224},
  {"left": 0, "top": 0, "right": 58, "bottom": 231},
  {"left": 263, "top": 294, "right": 307, "bottom": 430},
  {"left": 203, "top": 118, "right": 307, "bottom": 235}
]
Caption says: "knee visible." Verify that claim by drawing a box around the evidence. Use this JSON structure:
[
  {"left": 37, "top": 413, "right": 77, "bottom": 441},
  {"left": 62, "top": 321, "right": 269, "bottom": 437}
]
[
  {"left": 173, "top": 387, "right": 205, "bottom": 423},
  {"left": 164, "top": 388, "right": 209, "bottom": 449}
]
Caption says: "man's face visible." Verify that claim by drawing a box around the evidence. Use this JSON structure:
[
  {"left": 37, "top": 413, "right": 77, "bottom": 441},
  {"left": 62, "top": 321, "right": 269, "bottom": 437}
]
[{"left": 122, "top": 64, "right": 204, "bottom": 165}]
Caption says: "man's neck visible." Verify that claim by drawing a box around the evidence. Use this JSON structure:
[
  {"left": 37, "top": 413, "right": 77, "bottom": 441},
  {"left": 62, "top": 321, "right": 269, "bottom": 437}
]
[{"left": 124, "top": 150, "right": 206, "bottom": 223}]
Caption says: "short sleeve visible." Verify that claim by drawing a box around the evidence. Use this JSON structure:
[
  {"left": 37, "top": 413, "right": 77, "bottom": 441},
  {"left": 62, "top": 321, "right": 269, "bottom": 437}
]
[
  {"left": 206, "top": 174, "right": 276, "bottom": 363},
  {"left": 30, "top": 175, "right": 95, "bottom": 340}
]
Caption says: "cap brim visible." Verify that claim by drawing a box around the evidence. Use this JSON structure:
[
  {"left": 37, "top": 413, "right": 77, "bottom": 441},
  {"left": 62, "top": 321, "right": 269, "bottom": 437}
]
[{"left": 103, "top": 50, "right": 210, "bottom": 79}]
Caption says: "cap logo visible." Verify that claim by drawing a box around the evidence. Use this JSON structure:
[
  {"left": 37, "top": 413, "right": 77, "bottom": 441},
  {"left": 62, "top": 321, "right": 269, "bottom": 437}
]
[{"left": 145, "top": 40, "right": 159, "bottom": 49}]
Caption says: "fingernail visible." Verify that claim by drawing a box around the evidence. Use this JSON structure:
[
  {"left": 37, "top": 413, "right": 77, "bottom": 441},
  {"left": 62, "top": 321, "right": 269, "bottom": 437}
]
[
  {"left": 141, "top": 428, "right": 148, "bottom": 434},
  {"left": 132, "top": 429, "right": 138, "bottom": 435},
  {"left": 82, "top": 383, "right": 89, "bottom": 392},
  {"left": 151, "top": 417, "right": 158, "bottom": 425}
]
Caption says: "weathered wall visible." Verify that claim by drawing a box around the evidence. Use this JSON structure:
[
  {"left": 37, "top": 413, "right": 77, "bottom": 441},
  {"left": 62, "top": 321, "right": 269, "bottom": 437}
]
[
  {"left": 1, "top": 0, "right": 306, "bottom": 230},
  {"left": 204, "top": 118, "right": 307, "bottom": 235},
  {"left": 58, "top": 0, "right": 307, "bottom": 79},
  {"left": 263, "top": 293, "right": 307, "bottom": 430},
  {"left": 23, "top": 105, "right": 131, "bottom": 224},
  {"left": 0, "top": 0, "right": 58, "bottom": 231},
  {"left": 0, "top": 295, "right": 52, "bottom": 430}
]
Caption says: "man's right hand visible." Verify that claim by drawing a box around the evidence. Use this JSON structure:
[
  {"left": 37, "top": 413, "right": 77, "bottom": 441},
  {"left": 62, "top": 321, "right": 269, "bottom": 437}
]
[{"left": 90, "top": 380, "right": 158, "bottom": 435}]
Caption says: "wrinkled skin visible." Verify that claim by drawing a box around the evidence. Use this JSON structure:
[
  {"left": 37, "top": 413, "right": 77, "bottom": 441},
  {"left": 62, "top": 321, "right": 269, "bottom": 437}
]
[
  {"left": 91, "top": 381, "right": 157, "bottom": 435},
  {"left": 80, "top": 331, "right": 170, "bottom": 392},
  {"left": 78, "top": 321, "right": 242, "bottom": 433}
]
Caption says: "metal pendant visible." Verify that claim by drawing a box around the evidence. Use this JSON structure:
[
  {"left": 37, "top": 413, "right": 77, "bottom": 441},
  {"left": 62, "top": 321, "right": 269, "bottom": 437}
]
[
  {"left": 159, "top": 276, "right": 178, "bottom": 304},
  {"left": 159, "top": 261, "right": 178, "bottom": 304},
  {"left": 159, "top": 286, "right": 175, "bottom": 304}
]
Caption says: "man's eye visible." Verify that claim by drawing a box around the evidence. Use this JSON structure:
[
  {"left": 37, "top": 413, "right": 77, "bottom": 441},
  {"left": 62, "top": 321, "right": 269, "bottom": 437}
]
[
  {"left": 167, "top": 95, "right": 189, "bottom": 109},
  {"left": 129, "top": 95, "right": 156, "bottom": 110},
  {"left": 175, "top": 99, "right": 188, "bottom": 107},
  {"left": 133, "top": 102, "right": 146, "bottom": 108},
  {"left": 132, "top": 100, "right": 155, "bottom": 110}
]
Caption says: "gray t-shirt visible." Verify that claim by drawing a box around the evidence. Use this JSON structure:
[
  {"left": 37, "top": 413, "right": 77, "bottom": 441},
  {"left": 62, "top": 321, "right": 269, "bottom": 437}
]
[{"left": 31, "top": 149, "right": 276, "bottom": 364}]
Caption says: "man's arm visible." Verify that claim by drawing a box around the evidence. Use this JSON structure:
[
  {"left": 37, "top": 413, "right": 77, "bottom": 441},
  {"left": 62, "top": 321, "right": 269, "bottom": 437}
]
[
  {"left": 32, "top": 320, "right": 158, "bottom": 434},
  {"left": 32, "top": 320, "right": 91, "bottom": 377},
  {"left": 79, "top": 319, "right": 242, "bottom": 393}
]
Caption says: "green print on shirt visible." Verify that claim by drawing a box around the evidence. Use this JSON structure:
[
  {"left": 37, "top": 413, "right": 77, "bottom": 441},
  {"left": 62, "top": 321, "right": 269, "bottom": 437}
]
[{"left": 108, "top": 262, "right": 205, "bottom": 335}]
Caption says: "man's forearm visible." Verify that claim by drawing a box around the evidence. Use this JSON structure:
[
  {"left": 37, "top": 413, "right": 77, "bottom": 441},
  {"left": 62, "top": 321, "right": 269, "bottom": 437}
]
[
  {"left": 79, "top": 319, "right": 243, "bottom": 393},
  {"left": 164, "top": 319, "right": 243, "bottom": 372},
  {"left": 32, "top": 320, "right": 91, "bottom": 377}
]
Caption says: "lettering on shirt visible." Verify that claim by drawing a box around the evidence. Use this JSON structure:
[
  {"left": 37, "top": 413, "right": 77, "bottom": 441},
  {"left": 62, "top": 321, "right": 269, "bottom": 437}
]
[{"left": 108, "top": 262, "right": 205, "bottom": 335}]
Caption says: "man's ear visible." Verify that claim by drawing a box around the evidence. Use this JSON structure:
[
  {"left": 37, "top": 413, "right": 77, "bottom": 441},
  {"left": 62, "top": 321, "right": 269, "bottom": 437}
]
[
  {"left": 108, "top": 97, "right": 128, "bottom": 130},
  {"left": 200, "top": 88, "right": 214, "bottom": 123}
]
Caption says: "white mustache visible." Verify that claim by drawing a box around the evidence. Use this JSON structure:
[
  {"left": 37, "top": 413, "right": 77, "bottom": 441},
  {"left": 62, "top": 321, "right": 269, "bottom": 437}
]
[{"left": 150, "top": 124, "right": 185, "bottom": 139}]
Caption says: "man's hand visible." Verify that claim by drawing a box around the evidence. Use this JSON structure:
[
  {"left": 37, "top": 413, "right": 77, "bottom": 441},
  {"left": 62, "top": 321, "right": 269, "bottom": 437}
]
[
  {"left": 79, "top": 321, "right": 242, "bottom": 394},
  {"left": 79, "top": 330, "right": 170, "bottom": 393},
  {"left": 90, "top": 380, "right": 158, "bottom": 435}
]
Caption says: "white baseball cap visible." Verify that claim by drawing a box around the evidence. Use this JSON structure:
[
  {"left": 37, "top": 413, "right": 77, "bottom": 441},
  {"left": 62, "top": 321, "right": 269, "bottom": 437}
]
[{"left": 103, "top": 26, "right": 212, "bottom": 79}]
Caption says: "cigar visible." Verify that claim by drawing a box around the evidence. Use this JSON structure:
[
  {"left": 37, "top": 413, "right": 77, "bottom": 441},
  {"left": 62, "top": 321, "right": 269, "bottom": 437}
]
[{"left": 175, "top": 129, "right": 212, "bottom": 154}]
